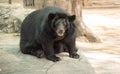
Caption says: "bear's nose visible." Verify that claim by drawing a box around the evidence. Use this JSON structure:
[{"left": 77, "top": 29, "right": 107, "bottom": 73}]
[
  {"left": 56, "top": 29, "right": 65, "bottom": 36},
  {"left": 59, "top": 30, "right": 64, "bottom": 34}
]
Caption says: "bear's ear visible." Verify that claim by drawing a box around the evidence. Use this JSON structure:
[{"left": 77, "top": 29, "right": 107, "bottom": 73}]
[
  {"left": 68, "top": 15, "right": 76, "bottom": 22},
  {"left": 48, "top": 13, "right": 56, "bottom": 20}
]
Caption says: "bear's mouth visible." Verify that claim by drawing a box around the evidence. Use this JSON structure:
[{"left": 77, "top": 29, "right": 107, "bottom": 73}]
[
  {"left": 56, "top": 30, "right": 65, "bottom": 36},
  {"left": 57, "top": 33, "right": 64, "bottom": 36}
]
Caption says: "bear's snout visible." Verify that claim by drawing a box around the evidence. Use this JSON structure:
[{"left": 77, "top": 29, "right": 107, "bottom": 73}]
[
  {"left": 56, "top": 29, "right": 65, "bottom": 36},
  {"left": 59, "top": 30, "right": 64, "bottom": 34}
]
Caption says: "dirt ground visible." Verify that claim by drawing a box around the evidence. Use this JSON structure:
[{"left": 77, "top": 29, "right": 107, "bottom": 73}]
[
  {"left": 81, "top": 8, "right": 120, "bottom": 54},
  {"left": 0, "top": 8, "right": 120, "bottom": 74},
  {"left": 80, "top": 8, "right": 120, "bottom": 74}
]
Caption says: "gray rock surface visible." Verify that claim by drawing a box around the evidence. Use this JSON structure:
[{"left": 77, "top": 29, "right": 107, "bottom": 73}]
[{"left": 0, "top": 34, "right": 95, "bottom": 74}]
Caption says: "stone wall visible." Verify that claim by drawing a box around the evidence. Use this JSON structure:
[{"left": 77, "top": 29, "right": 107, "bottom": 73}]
[{"left": 0, "top": 3, "right": 34, "bottom": 33}]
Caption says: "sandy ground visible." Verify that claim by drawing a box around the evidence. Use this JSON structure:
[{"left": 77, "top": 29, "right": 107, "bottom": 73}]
[
  {"left": 80, "top": 8, "right": 120, "bottom": 74},
  {"left": 0, "top": 8, "right": 120, "bottom": 74},
  {"left": 82, "top": 8, "right": 120, "bottom": 54}
]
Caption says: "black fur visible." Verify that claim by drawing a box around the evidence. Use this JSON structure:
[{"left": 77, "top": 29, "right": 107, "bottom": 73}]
[{"left": 20, "top": 6, "right": 79, "bottom": 62}]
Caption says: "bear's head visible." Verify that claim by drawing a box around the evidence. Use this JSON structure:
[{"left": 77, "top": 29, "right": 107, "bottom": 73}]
[{"left": 48, "top": 13, "right": 76, "bottom": 37}]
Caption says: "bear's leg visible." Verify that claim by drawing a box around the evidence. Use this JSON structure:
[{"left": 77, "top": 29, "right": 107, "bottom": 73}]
[
  {"left": 20, "top": 41, "right": 44, "bottom": 58},
  {"left": 64, "top": 38, "right": 79, "bottom": 59},
  {"left": 54, "top": 42, "right": 64, "bottom": 54},
  {"left": 41, "top": 41, "right": 61, "bottom": 62},
  {"left": 54, "top": 42, "right": 71, "bottom": 53}
]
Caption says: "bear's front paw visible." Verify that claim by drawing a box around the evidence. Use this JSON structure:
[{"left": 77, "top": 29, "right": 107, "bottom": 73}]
[
  {"left": 46, "top": 55, "right": 61, "bottom": 62},
  {"left": 69, "top": 53, "right": 80, "bottom": 59}
]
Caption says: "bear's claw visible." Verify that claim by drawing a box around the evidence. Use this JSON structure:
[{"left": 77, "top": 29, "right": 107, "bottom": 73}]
[
  {"left": 46, "top": 55, "right": 61, "bottom": 62},
  {"left": 69, "top": 53, "right": 80, "bottom": 59}
]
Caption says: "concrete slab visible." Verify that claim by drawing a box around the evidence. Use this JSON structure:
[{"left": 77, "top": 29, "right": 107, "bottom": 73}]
[{"left": 0, "top": 34, "right": 95, "bottom": 74}]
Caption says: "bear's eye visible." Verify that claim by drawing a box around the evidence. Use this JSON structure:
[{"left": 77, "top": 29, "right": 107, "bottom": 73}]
[
  {"left": 53, "top": 24, "right": 57, "bottom": 28},
  {"left": 64, "top": 19, "right": 69, "bottom": 28},
  {"left": 63, "top": 22, "right": 67, "bottom": 27},
  {"left": 53, "top": 19, "right": 62, "bottom": 27}
]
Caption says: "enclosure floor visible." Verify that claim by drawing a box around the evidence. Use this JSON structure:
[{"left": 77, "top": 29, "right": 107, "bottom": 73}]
[
  {"left": 0, "top": 33, "right": 94, "bottom": 74},
  {"left": 81, "top": 8, "right": 120, "bottom": 74}
]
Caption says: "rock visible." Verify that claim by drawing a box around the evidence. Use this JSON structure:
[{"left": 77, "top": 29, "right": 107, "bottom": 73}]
[{"left": 0, "top": 3, "right": 34, "bottom": 33}]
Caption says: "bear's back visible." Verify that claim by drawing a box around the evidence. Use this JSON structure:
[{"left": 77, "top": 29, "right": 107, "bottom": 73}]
[
  {"left": 20, "top": 6, "right": 69, "bottom": 42},
  {"left": 35, "top": 6, "right": 69, "bottom": 31}
]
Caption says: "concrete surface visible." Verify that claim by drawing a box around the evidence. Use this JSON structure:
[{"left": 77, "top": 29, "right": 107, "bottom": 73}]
[{"left": 0, "top": 34, "right": 95, "bottom": 74}]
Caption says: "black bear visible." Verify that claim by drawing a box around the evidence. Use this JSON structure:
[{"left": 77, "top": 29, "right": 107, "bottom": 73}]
[{"left": 20, "top": 6, "right": 79, "bottom": 62}]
